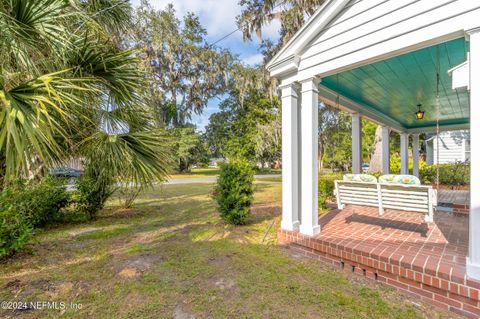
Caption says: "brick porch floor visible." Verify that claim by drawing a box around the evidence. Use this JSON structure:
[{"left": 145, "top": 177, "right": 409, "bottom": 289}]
[{"left": 279, "top": 205, "right": 480, "bottom": 317}]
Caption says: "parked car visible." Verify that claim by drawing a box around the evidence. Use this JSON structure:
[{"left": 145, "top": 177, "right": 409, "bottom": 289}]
[{"left": 49, "top": 167, "right": 83, "bottom": 178}]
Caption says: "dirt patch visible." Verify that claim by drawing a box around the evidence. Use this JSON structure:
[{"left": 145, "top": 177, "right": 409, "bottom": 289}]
[
  {"left": 69, "top": 227, "right": 99, "bottom": 236},
  {"left": 115, "top": 253, "right": 164, "bottom": 279},
  {"left": 173, "top": 302, "right": 195, "bottom": 319},
  {"left": 214, "top": 278, "right": 236, "bottom": 291},
  {"left": 4, "top": 279, "right": 21, "bottom": 290},
  {"left": 44, "top": 281, "right": 74, "bottom": 299},
  {"left": 125, "top": 253, "right": 164, "bottom": 271},
  {"left": 118, "top": 267, "right": 139, "bottom": 279},
  {"left": 250, "top": 204, "right": 281, "bottom": 219}
]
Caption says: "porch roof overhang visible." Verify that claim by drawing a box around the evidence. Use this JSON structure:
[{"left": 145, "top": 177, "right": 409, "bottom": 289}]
[
  {"left": 267, "top": 0, "right": 480, "bottom": 133},
  {"left": 320, "top": 37, "right": 470, "bottom": 133}
]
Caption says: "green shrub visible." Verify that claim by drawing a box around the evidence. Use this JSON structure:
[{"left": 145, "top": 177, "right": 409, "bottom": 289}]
[
  {"left": 318, "top": 177, "right": 335, "bottom": 209},
  {"left": 420, "top": 162, "right": 469, "bottom": 186},
  {"left": 389, "top": 156, "right": 469, "bottom": 186},
  {"left": 2, "top": 177, "right": 69, "bottom": 228},
  {"left": 214, "top": 161, "right": 254, "bottom": 225},
  {"left": 74, "top": 176, "right": 114, "bottom": 220},
  {"left": 389, "top": 156, "right": 427, "bottom": 174},
  {"left": 0, "top": 190, "right": 34, "bottom": 257}
]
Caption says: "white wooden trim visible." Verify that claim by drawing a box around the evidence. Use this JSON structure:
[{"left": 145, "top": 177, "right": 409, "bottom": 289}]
[
  {"left": 335, "top": 180, "right": 345, "bottom": 209},
  {"left": 266, "top": 0, "right": 350, "bottom": 76},
  {"left": 381, "top": 126, "right": 390, "bottom": 174},
  {"left": 400, "top": 133, "right": 409, "bottom": 175},
  {"left": 412, "top": 134, "right": 420, "bottom": 178},
  {"left": 280, "top": 83, "right": 301, "bottom": 231},
  {"left": 351, "top": 113, "right": 362, "bottom": 174},
  {"left": 377, "top": 183, "right": 384, "bottom": 215},
  {"left": 467, "top": 28, "right": 480, "bottom": 280},
  {"left": 299, "top": 78, "right": 320, "bottom": 236}
]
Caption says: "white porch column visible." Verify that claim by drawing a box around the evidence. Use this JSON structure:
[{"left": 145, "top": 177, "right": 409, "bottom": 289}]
[
  {"left": 299, "top": 77, "right": 320, "bottom": 236},
  {"left": 381, "top": 126, "right": 390, "bottom": 174},
  {"left": 351, "top": 113, "right": 362, "bottom": 174},
  {"left": 467, "top": 29, "right": 480, "bottom": 279},
  {"left": 412, "top": 134, "right": 420, "bottom": 178},
  {"left": 400, "top": 133, "right": 409, "bottom": 175},
  {"left": 280, "top": 83, "right": 300, "bottom": 231}
]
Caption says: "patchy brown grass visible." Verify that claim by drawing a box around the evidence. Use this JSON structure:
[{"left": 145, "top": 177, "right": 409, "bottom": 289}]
[{"left": 0, "top": 183, "right": 459, "bottom": 318}]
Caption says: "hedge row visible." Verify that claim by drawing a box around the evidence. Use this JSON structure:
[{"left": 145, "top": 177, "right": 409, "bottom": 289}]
[{"left": 0, "top": 176, "right": 110, "bottom": 257}]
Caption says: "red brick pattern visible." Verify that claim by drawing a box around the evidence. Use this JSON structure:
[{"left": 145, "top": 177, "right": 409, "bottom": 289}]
[
  {"left": 454, "top": 204, "right": 470, "bottom": 215},
  {"left": 279, "top": 205, "right": 480, "bottom": 318}
]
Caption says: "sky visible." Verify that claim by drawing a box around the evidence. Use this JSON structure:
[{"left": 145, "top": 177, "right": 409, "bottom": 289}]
[{"left": 129, "top": 0, "right": 281, "bottom": 130}]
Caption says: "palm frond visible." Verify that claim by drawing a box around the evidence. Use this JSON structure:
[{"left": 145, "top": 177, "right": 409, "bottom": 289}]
[
  {"left": 81, "top": 129, "right": 173, "bottom": 186},
  {"left": 0, "top": 0, "right": 71, "bottom": 72},
  {"left": 0, "top": 70, "right": 97, "bottom": 179}
]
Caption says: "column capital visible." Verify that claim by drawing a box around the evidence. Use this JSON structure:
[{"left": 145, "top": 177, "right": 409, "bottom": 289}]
[
  {"left": 279, "top": 82, "right": 301, "bottom": 98},
  {"left": 300, "top": 76, "right": 321, "bottom": 93},
  {"left": 351, "top": 112, "right": 362, "bottom": 120}
]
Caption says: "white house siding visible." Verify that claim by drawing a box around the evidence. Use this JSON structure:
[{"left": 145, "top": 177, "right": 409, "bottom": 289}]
[
  {"left": 296, "top": 0, "right": 480, "bottom": 79},
  {"left": 427, "top": 130, "right": 469, "bottom": 164},
  {"left": 51, "top": 157, "right": 85, "bottom": 171}
]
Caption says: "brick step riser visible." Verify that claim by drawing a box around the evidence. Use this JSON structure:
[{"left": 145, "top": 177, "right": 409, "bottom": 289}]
[{"left": 280, "top": 230, "right": 480, "bottom": 318}]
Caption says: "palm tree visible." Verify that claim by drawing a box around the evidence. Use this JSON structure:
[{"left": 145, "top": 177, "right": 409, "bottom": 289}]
[{"left": 0, "top": 0, "right": 172, "bottom": 186}]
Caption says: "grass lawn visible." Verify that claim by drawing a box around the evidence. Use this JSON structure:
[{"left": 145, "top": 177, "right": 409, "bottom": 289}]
[
  {"left": 171, "top": 168, "right": 282, "bottom": 180},
  {"left": 171, "top": 168, "right": 221, "bottom": 179},
  {"left": 0, "top": 182, "right": 456, "bottom": 318}
]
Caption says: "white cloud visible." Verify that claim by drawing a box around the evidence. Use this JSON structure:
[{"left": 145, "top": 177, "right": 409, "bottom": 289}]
[
  {"left": 133, "top": 0, "right": 240, "bottom": 37},
  {"left": 242, "top": 53, "right": 264, "bottom": 66}
]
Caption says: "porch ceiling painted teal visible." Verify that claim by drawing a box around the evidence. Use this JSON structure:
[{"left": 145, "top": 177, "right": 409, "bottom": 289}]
[{"left": 322, "top": 38, "right": 470, "bottom": 129}]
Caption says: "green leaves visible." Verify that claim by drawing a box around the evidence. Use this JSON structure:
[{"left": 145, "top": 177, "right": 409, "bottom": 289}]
[
  {"left": 214, "top": 160, "right": 255, "bottom": 225},
  {"left": 81, "top": 129, "right": 173, "bottom": 186},
  {"left": 0, "top": 71, "right": 93, "bottom": 178},
  {"left": 0, "top": 0, "right": 173, "bottom": 190},
  {"left": 131, "top": 3, "right": 233, "bottom": 125}
]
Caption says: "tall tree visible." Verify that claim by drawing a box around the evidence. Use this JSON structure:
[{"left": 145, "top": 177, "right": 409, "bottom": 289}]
[
  {"left": 132, "top": 2, "right": 233, "bottom": 126},
  {"left": 237, "top": 0, "right": 326, "bottom": 55},
  {"left": 205, "top": 89, "right": 280, "bottom": 165}
]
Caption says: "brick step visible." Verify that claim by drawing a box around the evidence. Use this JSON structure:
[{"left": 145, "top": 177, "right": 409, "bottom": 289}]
[{"left": 280, "top": 229, "right": 480, "bottom": 318}]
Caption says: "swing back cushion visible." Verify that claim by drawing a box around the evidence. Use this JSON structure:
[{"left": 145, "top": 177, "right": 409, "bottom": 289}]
[
  {"left": 343, "top": 174, "right": 377, "bottom": 183},
  {"left": 379, "top": 174, "right": 421, "bottom": 185}
]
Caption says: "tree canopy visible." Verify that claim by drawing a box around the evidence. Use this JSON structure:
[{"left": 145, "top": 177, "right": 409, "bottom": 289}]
[{"left": 131, "top": 2, "right": 234, "bottom": 126}]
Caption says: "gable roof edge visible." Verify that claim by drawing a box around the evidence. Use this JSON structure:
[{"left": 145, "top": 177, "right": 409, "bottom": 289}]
[{"left": 266, "top": 0, "right": 351, "bottom": 78}]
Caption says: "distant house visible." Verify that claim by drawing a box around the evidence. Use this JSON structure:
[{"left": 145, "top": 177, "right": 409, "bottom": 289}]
[
  {"left": 425, "top": 131, "right": 470, "bottom": 164},
  {"left": 208, "top": 157, "right": 225, "bottom": 168}
]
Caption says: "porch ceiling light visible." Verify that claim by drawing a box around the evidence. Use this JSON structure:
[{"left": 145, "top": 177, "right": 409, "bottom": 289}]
[{"left": 415, "top": 104, "right": 425, "bottom": 120}]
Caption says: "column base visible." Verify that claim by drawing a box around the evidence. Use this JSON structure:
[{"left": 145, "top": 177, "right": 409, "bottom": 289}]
[
  {"left": 467, "top": 257, "right": 480, "bottom": 280},
  {"left": 299, "top": 224, "right": 320, "bottom": 236},
  {"left": 281, "top": 220, "right": 300, "bottom": 232}
]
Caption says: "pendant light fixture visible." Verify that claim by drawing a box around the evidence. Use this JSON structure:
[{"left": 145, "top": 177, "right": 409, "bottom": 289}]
[{"left": 415, "top": 104, "right": 425, "bottom": 120}]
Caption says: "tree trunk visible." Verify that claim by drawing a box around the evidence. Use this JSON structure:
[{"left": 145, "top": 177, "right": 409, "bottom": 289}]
[
  {"left": 369, "top": 126, "right": 383, "bottom": 173},
  {"left": 318, "top": 138, "right": 324, "bottom": 171}
]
